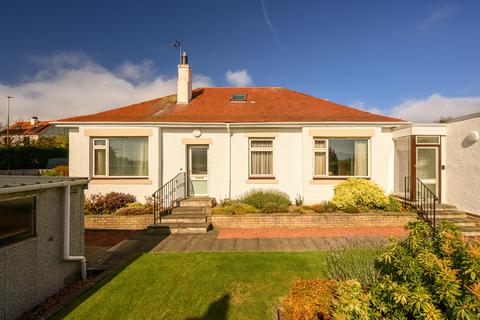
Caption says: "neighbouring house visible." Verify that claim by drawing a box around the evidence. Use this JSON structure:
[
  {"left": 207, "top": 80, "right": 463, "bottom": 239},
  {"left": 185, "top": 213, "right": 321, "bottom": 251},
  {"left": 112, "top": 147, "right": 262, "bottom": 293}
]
[
  {"left": 0, "top": 116, "right": 69, "bottom": 145},
  {"left": 0, "top": 176, "right": 88, "bottom": 320},
  {"left": 53, "top": 53, "right": 479, "bottom": 217}
]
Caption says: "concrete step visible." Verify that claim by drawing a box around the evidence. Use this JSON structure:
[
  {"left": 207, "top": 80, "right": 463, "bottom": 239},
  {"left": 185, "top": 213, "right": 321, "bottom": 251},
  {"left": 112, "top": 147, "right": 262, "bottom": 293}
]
[
  {"left": 171, "top": 206, "right": 207, "bottom": 215},
  {"left": 161, "top": 215, "right": 207, "bottom": 224},
  {"left": 436, "top": 217, "right": 476, "bottom": 227},
  {"left": 437, "top": 203, "right": 457, "bottom": 209},
  {"left": 435, "top": 211, "right": 468, "bottom": 219},
  {"left": 459, "top": 226, "right": 480, "bottom": 238},
  {"left": 179, "top": 197, "right": 216, "bottom": 208},
  {"left": 147, "top": 222, "right": 212, "bottom": 234}
]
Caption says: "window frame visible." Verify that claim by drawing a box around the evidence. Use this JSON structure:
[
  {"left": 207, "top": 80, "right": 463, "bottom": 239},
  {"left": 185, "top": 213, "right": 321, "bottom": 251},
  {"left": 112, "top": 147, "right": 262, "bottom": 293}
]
[
  {"left": 416, "top": 136, "right": 440, "bottom": 145},
  {"left": 91, "top": 137, "right": 149, "bottom": 178},
  {"left": 248, "top": 138, "right": 275, "bottom": 178},
  {"left": 0, "top": 195, "right": 36, "bottom": 248},
  {"left": 313, "top": 137, "right": 370, "bottom": 179}
]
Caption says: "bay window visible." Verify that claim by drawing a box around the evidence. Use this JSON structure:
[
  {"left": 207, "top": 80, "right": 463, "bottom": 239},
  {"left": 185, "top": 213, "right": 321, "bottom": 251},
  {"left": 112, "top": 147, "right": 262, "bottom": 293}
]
[
  {"left": 313, "top": 138, "right": 369, "bottom": 177},
  {"left": 249, "top": 139, "right": 274, "bottom": 177},
  {"left": 93, "top": 137, "right": 148, "bottom": 177}
]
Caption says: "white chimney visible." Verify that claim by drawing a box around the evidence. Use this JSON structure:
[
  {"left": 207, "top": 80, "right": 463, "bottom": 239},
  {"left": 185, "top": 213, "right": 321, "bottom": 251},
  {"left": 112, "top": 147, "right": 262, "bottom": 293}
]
[
  {"left": 177, "top": 52, "right": 192, "bottom": 104},
  {"left": 30, "top": 116, "right": 39, "bottom": 125}
]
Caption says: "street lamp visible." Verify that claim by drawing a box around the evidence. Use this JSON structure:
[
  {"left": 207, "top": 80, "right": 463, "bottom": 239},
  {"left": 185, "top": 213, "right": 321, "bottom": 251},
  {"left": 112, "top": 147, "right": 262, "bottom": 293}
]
[{"left": 6, "top": 96, "right": 13, "bottom": 147}]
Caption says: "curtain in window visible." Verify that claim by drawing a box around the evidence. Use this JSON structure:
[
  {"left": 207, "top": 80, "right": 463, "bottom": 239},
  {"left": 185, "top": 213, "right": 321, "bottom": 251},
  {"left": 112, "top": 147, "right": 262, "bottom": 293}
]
[
  {"left": 354, "top": 140, "right": 368, "bottom": 176},
  {"left": 94, "top": 149, "right": 106, "bottom": 175},
  {"left": 251, "top": 151, "right": 273, "bottom": 175},
  {"left": 314, "top": 152, "right": 326, "bottom": 175},
  {"left": 109, "top": 138, "right": 148, "bottom": 176}
]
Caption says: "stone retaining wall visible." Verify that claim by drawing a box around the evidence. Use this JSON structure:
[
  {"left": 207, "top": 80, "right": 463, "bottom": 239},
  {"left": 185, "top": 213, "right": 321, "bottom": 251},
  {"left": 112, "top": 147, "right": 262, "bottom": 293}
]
[
  {"left": 210, "top": 212, "right": 417, "bottom": 229},
  {"left": 85, "top": 214, "right": 153, "bottom": 230}
]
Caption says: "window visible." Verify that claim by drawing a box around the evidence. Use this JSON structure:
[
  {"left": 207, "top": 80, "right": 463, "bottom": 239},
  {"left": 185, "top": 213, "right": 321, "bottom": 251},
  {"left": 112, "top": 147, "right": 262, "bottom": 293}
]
[
  {"left": 416, "top": 136, "right": 440, "bottom": 144},
  {"left": 0, "top": 197, "right": 35, "bottom": 247},
  {"left": 230, "top": 94, "right": 247, "bottom": 102},
  {"left": 249, "top": 139, "right": 274, "bottom": 177},
  {"left": 93, "top": 137, "right": 148, "bottom": 177},
  {"left": 313, "top": 138, "right": 369, "bottom": 177}
]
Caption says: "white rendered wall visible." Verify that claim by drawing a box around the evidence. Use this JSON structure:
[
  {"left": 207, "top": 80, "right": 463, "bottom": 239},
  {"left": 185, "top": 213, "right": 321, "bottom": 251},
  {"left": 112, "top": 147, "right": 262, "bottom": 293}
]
[
  {"left": 445, "top": 118, "right": 480, "bottom": 215},
  {"left": 301, "top": 126, "right": 395, "bottom": 204},
  {"left": 69, "top": 126, "right": 161, "bottom": 202},
  {"left": 70, "top": 124, "right": 395, "bottom": 205}
]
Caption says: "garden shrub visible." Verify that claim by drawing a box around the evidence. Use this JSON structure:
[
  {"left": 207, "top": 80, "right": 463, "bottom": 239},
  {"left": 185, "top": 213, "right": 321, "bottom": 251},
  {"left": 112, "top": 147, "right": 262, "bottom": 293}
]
[
  {"left": 332, "top": 279, "right": 371, "bottom": 320},
  {"left": 114, "top": 205, "right": 150, "bottom": 216},
  {"left": 310, "top": 201, "right": 337, "bottom": 213},
  {"left": 385, "top": 195, "right": 402, "bottom": 212},
  {"left": 262, "top": 202, "right": 289, "bottom": 213},
  {"left": 324, "top": 246, "right": 381, "bottom": 285},
  {"left": 41, "top": 165, "right": 69, "bottom": 176},
  {"left": 332, "top": 178, "right": 390, "bottom": 211},
  {"left": 310, "top": 203, "right": 325, "bottom": 213},
  {"left": 370, "top": 220, "right": 480, "bottom": 319},
  {"left": 84, "top": 192, "right": 136, "bottom": 215},
  {"left": 211, "top": 201, "right": 260, "bottom": 215},
  {"left": 295, "top": 194, "right": 304, "bottom": 206},
  {"left": 342, "top": 205, "right": 361, "bottom": 214},
  {"left": 282, "top": 279, "right": 336, "bottom": 320},
  {"left": 291, "top": 206, "right": 314, "bottom": 214},
  {"left": 239, "top": 189, "right": 290, "bottom": 210}
]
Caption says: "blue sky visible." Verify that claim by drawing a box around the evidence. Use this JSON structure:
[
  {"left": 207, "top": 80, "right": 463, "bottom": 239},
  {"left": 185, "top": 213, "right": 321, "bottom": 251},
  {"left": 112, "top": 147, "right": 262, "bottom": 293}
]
[{"left": 1, "top": 0, "right": 480, "bottom": 122}]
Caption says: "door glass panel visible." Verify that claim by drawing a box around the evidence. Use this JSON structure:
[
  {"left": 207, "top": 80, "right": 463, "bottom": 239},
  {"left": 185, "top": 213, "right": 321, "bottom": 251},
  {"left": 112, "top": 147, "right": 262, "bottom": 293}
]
[
  {"left": 191, "top": 180, "right": 208, "bottom": 195},
  {"left": 191, "top": 148, "right": 208, "bottom": 174},
  {"left": 425, "top": 183, "right": 437, "bottom": 195},
  {"left": 417, "top": 149, "right": 436, "bottom": 180}
]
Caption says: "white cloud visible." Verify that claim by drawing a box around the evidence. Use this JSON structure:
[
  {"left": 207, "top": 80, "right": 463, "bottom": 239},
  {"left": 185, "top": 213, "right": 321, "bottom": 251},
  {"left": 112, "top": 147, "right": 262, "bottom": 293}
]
[
  {"left": 420, "top": 5, "right": 457, "bottom": 28},
  {"left": 0, "top": 52, "right": 213, "bottom": 121},
  {"left": 225, "top": 69, "right": 253, "bottom": 87},
  {"left": 349, "top": 100, "right": 384, "bottom": 116},
  {"left": 390, "top": 94, "right": 480, "bottom": 122}
]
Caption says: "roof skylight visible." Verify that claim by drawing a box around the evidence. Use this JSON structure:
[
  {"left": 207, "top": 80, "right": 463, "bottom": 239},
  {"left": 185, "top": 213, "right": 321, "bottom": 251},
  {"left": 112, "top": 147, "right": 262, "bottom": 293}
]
[{"left": 230, "top": 94, "right": 247, "bottom": 102}]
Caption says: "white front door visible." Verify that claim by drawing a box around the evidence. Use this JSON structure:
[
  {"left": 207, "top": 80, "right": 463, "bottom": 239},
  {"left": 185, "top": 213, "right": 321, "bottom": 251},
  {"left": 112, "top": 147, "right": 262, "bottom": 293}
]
[
  {"left": 187, "top": 145, "right": 208, "bottom": 196},
  {"left": 416, "top": 147, "right": 439, "bottom": 196}
]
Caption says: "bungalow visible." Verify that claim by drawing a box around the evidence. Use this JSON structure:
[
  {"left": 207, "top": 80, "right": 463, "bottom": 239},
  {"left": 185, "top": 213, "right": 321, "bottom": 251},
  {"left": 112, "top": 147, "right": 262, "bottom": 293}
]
[
  {"left": 0, "top": 116, "right": 69, "bottom": 145},
  {"left": 54, "top": 53, "right": 479, "bottom": 220}
]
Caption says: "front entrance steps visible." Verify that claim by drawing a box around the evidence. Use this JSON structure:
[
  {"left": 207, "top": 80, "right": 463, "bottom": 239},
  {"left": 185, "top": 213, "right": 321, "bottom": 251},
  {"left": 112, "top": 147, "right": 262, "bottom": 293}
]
[
  {"left": 434, "top": 204, "right": 480, "bottom": 237},
  {"left": 147, "top": 197, "right": 215, "bottom": 235}
]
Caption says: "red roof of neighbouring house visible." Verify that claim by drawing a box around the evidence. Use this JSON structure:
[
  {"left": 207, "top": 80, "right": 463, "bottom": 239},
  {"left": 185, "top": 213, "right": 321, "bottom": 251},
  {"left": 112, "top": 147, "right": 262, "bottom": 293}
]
[
  {"left": 0, "top": 121, "right": 51, "bottom": 135},
  {"left": 58, "top": 87, "right": 405, "bottom": 123}
]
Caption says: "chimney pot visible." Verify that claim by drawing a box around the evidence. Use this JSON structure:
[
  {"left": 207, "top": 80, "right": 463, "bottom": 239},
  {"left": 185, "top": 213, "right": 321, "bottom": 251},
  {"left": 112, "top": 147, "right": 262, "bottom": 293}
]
[
  {"left": 30, "top": 116, "right": 39, "bottom": 125},
  {"left": 181, "top": 52, "right": 188, "bottom": 65}
]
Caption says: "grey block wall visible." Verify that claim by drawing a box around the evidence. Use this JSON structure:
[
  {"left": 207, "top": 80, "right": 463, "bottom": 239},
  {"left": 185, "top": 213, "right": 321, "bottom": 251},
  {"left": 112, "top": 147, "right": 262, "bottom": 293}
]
[{"left": 0, "top": 185, "right": 85, "bottom": 320}]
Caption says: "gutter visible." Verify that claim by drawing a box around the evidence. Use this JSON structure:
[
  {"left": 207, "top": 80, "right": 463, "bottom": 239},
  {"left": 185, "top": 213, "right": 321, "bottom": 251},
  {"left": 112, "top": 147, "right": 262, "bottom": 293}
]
[
  {"left": 63, "top": 185, "right": 87, "bottom": 281},
  {"left": 0, "top": 178, "right": 89, "bottom": 195}
]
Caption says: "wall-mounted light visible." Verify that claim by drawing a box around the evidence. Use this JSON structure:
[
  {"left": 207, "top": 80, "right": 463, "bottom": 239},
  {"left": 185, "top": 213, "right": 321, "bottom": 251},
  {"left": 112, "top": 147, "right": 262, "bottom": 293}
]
[
  {"left": 193, "top": 129, "right": 202, "bottom": 138},
  {"left": 466, "top": 131, "right": 479, "bottom": 143}
]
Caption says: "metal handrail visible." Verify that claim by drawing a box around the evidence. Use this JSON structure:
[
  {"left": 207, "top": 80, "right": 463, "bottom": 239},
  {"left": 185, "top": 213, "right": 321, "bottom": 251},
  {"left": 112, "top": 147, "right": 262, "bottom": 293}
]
[
  {"left": 404, "top": 176, "right": 438, "bottom": 229},
  {"left": 152, "top": 172, "right": 187, "bottom": 224}
]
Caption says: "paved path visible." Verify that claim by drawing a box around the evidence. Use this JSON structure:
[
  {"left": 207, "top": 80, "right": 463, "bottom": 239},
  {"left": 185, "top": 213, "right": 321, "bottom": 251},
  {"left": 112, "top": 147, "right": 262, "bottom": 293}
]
[{"left": 149, "top": 230, "right": 388, "bottom": 253}]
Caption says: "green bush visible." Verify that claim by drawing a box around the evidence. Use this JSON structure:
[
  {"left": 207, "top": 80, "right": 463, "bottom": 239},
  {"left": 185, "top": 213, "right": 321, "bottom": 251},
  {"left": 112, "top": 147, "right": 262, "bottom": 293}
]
[
  {"left": 262, "top": 202, "right": 289, "bottom": 213},
  {"left": 211, "top": 201, "right": 260, "bottom": 215},
  {"left": 332, "top": 279, "right": 371, "bottom": 320},
  {"left": 84, "top": 192, "right": 137, "bottom": 215},
  {"left": 370, "top": 221, "right": 480, "bottom": 319},
  {"left": 385, "top": 195, "right": 402, "bottom": 212},
  {"left": 41, "top": 165, "right": 69, "bottom": 176},
  {"left": 239, "top": 189, "right": 290, "bottom": 210},
  {"left": 332, "top": 178, "right": 390, "bottom": 211},
  {"left": 114, "top": 205, "right": 150, "bottom": 216},
  {"left": 324, "top": 246, "right": 381, "bottom": 285},
  {"left": 282, "top": 279, "right": 336, "bottom": 320}
]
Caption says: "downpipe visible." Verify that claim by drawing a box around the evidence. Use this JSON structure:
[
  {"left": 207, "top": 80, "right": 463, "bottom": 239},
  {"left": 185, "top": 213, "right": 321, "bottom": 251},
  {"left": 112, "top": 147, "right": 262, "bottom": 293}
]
[{"left": 63, "top": 185, "right": 87, "bottom": 281}]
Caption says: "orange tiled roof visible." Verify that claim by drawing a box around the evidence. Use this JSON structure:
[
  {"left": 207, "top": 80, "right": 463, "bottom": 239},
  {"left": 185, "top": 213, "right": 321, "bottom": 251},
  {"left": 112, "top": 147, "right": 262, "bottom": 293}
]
[
  {"left": 1, "top": 121, "right": 51, "bottom": 135},
  {"left": 58, "top": 87, "right": 405, "bottom": 123}
]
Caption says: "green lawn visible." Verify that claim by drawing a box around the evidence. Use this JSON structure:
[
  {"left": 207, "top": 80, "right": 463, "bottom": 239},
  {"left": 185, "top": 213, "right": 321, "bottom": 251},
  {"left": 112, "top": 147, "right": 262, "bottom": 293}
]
[{"left": 57, "top": 251, "right": 377, "bottom": 320}]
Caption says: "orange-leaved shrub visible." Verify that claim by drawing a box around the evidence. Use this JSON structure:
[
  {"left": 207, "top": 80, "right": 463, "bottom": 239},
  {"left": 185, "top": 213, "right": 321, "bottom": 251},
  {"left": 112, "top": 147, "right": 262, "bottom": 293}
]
[{"left": 282, "top": 279, "right": 336, "bottom": 320}]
